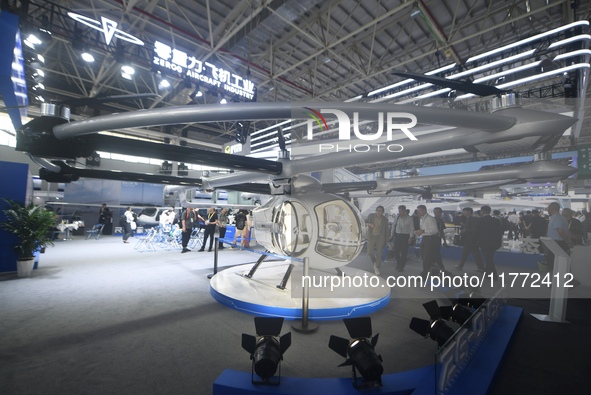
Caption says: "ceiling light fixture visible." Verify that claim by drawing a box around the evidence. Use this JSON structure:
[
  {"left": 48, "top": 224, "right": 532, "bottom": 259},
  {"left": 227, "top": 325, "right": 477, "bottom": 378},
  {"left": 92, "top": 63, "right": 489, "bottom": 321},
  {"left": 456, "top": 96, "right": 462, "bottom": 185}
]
[
  {"left": 81, "top": 50, "right": 95, "bottom": 63},
  {"left": 121, "top": 65, "right": 135, "bottom": 75},
  {"left": 467, "top": 20, "right": 589, "bottom": 63}
]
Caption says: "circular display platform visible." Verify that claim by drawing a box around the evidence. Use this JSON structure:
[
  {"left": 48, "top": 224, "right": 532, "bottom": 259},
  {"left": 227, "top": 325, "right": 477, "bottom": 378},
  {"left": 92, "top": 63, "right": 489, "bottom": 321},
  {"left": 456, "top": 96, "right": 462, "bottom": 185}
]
[{"left": 210, "top": 261, "right": 391, "bottom": 320}]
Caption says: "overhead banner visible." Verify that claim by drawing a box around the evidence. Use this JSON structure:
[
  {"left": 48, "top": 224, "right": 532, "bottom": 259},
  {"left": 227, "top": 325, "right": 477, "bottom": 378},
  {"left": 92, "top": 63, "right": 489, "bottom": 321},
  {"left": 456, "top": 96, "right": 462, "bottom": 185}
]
[{"left": 153, "top": 40, "right": 256, "bottom": 100}]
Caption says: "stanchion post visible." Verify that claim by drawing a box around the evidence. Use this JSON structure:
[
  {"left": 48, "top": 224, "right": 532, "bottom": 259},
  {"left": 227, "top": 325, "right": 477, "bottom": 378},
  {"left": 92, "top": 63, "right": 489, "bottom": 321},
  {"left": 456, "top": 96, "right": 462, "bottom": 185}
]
[
  {"left": 292, "top": 257, "right": 319, "bottom": 333},
  {"left": 531, "top": 237, "right": 570, "bottom": 323},
  {"left": 207, "top": 237, "right": 219, "bottom": 279}
]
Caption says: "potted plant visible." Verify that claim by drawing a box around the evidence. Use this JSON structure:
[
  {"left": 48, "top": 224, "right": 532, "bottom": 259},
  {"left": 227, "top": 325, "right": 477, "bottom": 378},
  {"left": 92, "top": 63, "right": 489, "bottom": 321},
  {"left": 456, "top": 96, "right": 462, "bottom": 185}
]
[{"left": 0, "top": 198, "right": 56, "bottom": 277}]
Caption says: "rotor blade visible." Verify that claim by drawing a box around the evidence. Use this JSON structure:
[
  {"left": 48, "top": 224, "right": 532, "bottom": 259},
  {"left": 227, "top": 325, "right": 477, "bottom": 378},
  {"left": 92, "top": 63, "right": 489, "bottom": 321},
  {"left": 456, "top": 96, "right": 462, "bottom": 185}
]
[
  {"left": 344, "top": 317, "right": 373, "bottom": 339},
  {"left": 321, "top": 181, "right": 378, "bottom": 194},
  {"left": 40, "top": 162, "right": 204, "bottom": 186},
  {"left": 389, "top": 187, "right": 429, "bottom": 195},
  {"left": 373, "top": 161, "right": 576, "bottom": 192},
  {"left": 16, "top": 117, "right": 282, "bottom": 174},
  {"left": 52, "top": 101, "right": 517, "bottom": 140},
  {"left": 222, "top": 183, "right": 273, "bottom": 195},
  {"left": 392, "top": 71, "right": 511, "bottom": 96},
  {"left": 286, "top": 108, "right": 575, "bottom": 176},
  {"left": 89, "top": 135, "right": 282, "bottom": 175},
  {"left": 429, "top": 179, "right": 521, "bottom": 194}
]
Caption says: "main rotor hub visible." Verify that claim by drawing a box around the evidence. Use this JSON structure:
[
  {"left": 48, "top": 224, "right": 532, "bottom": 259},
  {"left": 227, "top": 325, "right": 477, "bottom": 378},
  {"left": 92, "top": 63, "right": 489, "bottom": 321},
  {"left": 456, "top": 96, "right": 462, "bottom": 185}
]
[
  {"left": 40, "top": 102, "right": 71, "bottom": 120},
  {"left": 490, "top": 93, "right": 521, "bottom": 112}
]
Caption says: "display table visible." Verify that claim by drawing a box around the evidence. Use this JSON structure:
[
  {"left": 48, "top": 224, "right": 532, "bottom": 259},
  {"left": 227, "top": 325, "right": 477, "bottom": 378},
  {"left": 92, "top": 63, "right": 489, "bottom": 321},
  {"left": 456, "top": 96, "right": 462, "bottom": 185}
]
[{"left": 56, "top": 222, "right": 82, "bottom": 240}]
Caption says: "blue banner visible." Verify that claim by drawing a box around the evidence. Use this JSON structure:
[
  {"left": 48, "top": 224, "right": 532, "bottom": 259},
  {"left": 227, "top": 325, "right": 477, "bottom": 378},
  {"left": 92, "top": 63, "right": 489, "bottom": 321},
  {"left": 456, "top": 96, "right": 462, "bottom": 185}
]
[{"left": 0, "top": 11, "right": 28, "bottom": 129}]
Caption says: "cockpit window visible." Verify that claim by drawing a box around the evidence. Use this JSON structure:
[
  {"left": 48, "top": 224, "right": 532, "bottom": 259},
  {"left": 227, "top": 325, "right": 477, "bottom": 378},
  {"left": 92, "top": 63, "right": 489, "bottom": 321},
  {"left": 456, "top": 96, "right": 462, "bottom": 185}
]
[
  {"left": 272, "top": 201, "right": 309, "bottom": 257},
  {"left": 140, "top": 207, "right": 157, "bottom": 216},
  {"left": 314, "top": 200, "right": 362, "bottom": 262}
]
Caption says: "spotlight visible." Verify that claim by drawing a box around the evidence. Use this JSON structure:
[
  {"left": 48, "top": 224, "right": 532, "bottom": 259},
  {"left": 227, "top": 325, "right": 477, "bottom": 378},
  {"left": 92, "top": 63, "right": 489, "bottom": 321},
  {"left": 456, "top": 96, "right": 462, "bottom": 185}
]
[
  {"left": 159, "top": 79, "right": 171, "bottom": 89},
  {"left": 121, "top": 65, "right": 135, "bottom": 75},
  {"left": 24, "top": 34, "right": 41, "bottom": 49},
  {"left": 440, "top": 303, "right": 475, "bottom": 326},
  {"left": 25, "top": 33, "right": 42, "bottom": 46},
  {"left": 220, "top": 96, "right": 227, "bottom": 104},
  {"left": 241, "top": 317, "right": 291, "bottom": 385},
  {"left": 121, "top": 64, "right": 135, "bottom": 80},
  {"left": 29, "top": 61, "right": 43, "bottom": 71},
  {"left": 456, "top": 290, "right": 486, "bottom": 309},
  {"left": 160, "top": 160, "right": 173, "bottom": 174},
  {"left": 236, "top": 121, "right": 250, "bottom": 145},
  {"left": 81, "top": 50, "right": 95, "bottom": 63},
  {"left": 177, "top": 163, "right": 188, "bottom": 176},
  {"left": 409, "top": 300, "right": 456, "bottom": 348},
  {"left": 85, "top": 151, "right": 101, "bottom": 167},
  {"left": 32, "top": 72, "right": 44, "bottom": 84},
  {"left": 72, "top": 35, "right": 93, "bottom": 62},
  {"left": 328, "top": 317, "right": 383, "bottom": 388},
  {"left": 189, "top": 88, "right": 202, "bottom": 100}
]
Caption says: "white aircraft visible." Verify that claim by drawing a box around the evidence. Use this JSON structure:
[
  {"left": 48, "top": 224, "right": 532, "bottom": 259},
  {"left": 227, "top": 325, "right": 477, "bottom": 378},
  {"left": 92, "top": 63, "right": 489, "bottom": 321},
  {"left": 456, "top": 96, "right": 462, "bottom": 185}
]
[
  {"left": 16, "top": 93, "right": 578, "bottom": 272},
  {"left": 45, "top": 192, "right": 254, "bottom": 228}
]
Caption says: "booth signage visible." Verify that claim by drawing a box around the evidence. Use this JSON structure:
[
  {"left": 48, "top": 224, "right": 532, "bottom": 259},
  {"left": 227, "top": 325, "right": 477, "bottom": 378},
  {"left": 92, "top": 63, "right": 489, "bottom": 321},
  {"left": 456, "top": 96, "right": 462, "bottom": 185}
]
[{"left": 153, "top": 40, "right": 256, "bottom": 100}]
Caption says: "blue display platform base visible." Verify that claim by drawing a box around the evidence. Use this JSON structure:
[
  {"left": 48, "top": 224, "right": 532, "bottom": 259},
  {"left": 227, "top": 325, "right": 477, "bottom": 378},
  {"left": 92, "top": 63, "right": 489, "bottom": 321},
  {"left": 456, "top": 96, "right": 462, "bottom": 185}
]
[
  {"left": 213, "top": 305, "right": 523, "bottom": 395},
  {"left": 210, "top": 262, "right": 390, "bottom": 320},
  {"left": 213, "top": 365, "right": 434, "bottom": 395}
]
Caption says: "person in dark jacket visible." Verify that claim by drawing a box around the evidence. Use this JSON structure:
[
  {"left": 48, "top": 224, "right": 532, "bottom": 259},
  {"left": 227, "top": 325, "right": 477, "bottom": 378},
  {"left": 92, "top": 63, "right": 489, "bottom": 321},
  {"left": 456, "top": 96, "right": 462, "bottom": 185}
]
[
  {"left": 529, "top": 209, "right": 548, "bottom": 253},
  {"left": 455, "top": 207, "right": 484, "bottom": 271},
  {"left": 181, "top": 207, "right": 197, "bottom": 253},
  {"left": 476, "top": 205, "right": 504, "bottom": 278},
  {"left": 199, "top": 207, "right": 218, "bottom": 252}
]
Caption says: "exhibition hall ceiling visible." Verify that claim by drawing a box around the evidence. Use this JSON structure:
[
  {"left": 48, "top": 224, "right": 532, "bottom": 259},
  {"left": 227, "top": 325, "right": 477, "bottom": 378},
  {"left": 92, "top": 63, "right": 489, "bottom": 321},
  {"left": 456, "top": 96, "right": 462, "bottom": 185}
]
[{"left": 18, "top": 0, "right": 591, "bottom": 157}]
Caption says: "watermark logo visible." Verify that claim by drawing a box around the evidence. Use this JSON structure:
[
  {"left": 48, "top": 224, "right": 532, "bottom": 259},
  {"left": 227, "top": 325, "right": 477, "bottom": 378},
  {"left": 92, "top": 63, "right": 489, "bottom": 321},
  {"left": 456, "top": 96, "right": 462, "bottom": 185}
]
[
  {"left": 304, "top": 108, "right": 418, "bottom": 152},
  {"left": 304, "top": 107, "right": 329, "bottom": 133}
]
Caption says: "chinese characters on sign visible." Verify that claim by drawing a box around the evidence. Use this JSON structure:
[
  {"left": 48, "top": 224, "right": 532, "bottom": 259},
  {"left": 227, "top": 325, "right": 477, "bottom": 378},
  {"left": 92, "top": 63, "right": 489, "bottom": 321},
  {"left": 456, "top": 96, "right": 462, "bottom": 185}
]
[{"left": 153, "top": 40, "right": 255, "bottom": 100}]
